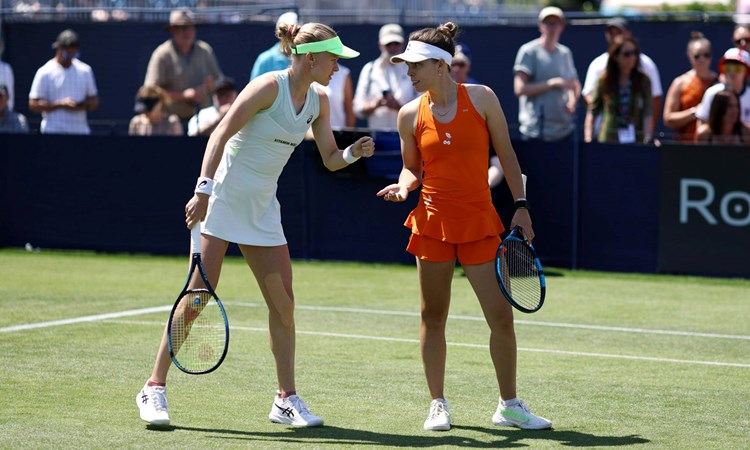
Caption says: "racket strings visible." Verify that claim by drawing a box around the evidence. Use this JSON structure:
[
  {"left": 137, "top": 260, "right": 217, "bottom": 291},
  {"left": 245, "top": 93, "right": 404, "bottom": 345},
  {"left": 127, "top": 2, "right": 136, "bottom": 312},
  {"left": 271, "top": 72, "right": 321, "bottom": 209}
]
[
  {"left": 500, "top": 240, "right": 542, "bottom": 311},
  {"left": 170, "top": 289, "right": 225, "bottom": 372}
]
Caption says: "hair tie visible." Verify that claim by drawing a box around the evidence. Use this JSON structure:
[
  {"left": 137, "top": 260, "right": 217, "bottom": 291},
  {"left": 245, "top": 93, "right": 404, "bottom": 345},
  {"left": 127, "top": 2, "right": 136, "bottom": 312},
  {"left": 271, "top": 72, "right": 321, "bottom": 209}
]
[{"left": 288, "top": 24, "right": 297, "bottom": 37}]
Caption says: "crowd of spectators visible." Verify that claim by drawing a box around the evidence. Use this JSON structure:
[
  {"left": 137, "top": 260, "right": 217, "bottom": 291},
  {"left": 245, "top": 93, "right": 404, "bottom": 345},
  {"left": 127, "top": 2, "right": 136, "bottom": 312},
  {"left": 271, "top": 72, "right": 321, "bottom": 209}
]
[{"left": 0, "top": 7, "right": 749, "bottom": 146}]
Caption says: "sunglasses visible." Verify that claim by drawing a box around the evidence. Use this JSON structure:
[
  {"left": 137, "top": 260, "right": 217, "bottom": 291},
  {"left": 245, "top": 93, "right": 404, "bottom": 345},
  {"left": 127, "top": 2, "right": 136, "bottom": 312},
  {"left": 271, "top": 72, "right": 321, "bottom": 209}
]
[
  {"left": 734, "top": 37, "right": 750, "bottom": 46},
  {"left": 723, "top": 63, "right": 747, "bottom": 74},
  {"left": 619, "top": 49, "right": 637, "bottom": 57},
  {"left": 692, "top": 52, "right": 711, "bottom": 60}
]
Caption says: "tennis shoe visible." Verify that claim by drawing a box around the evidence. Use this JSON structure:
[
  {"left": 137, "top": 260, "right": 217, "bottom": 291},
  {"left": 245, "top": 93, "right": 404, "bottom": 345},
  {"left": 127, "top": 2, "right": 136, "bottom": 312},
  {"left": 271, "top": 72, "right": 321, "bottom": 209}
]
[
  {"left": 492, "top": 398, "right": 551, "bottom": 430},
  {"left": 423, "top": 398, "right": 452, "bottom": 431},
  {"left": 268, "top": 394, "right": 324, "bottom": 427},
  {"left": 136, "top": 384, "right": 170, "bottom": 426}
]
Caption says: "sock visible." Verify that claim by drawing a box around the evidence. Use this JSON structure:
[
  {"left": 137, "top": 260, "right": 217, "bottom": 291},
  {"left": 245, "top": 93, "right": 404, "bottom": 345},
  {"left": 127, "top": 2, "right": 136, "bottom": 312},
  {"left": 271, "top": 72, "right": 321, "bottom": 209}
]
[
  {"left": 147, "top": 380, "right": 166, "bottom": 387},
  {"left": 279, "top": 390, "right": 296, "bottom": 399},
  {"left": 501, "top": 398, "right": 519, "bottom": 407}
]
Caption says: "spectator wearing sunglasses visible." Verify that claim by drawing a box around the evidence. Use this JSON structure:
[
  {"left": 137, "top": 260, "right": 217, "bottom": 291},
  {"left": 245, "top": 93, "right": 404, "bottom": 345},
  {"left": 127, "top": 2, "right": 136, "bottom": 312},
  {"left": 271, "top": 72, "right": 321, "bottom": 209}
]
[
  {"left": 513, "top": 7, "right": 580, "bottom": 142},
  {"left": 128, "top": 84, "right": 183, "bottom": 136},
  {"left": 733, "top": 25, "right": 750, "bottom": 55},
  {"left": 695, "top": 48, "right": 750, "bottom": 128},
  {"left": 450, "top": 44, "right": 476, "bottom": 84},
  {"left": 582, "top": 17, "right": 662, "bottom": 132},
  {"left": 663, "top": 32, "right": 718, "bottom": 143},
  {"left": 585, "top": 35, "right": 653, "bottom": 144}
]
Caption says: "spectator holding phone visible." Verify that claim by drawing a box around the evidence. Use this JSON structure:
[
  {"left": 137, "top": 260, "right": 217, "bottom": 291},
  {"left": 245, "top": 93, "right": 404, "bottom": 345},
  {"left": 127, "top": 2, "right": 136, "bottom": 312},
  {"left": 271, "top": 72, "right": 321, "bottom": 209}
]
[{"left": 353, "top": 23, "right": 417, "bottom": 129}]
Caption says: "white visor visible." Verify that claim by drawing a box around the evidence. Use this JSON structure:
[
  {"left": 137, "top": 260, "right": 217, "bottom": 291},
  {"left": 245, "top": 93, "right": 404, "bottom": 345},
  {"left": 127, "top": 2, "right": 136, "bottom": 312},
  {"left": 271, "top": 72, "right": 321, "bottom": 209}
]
[{"left": 390, "top": 40, "right": 453, "bottom": 65}]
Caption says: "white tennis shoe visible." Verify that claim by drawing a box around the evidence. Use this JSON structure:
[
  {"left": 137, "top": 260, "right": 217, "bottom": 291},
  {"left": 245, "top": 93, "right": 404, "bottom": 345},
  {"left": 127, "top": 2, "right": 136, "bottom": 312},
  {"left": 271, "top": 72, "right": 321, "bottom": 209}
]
[
  {"left": 492, "top": 398, "right": 551, "bottom": 430},
  {"left": 268, "top": 394, "right": 324, "bottom": 427},
  {"left": 423, "top": 398, "right": 452, "bottom": 431},
  {"left": 136, "top": 384, "right": 170, "bottom": 426}
]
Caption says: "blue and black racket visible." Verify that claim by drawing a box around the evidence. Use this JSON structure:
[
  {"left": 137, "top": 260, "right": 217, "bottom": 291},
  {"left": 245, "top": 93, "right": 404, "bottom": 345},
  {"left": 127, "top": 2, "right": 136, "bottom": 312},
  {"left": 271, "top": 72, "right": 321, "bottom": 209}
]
[
  {"left": 167, "top": 226, "right": 229, "bottom": 374},
  {"left": 495, "top": 225, "right": 546, "bottom": 313}
]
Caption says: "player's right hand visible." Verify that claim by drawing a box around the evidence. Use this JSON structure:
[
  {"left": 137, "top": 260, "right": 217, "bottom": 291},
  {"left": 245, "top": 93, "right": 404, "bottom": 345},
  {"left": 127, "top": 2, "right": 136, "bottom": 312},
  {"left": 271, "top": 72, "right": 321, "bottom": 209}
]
[
  {"left": 185, "top": 194, "right": 209, "bottom": 229},
  {"left": 376, "top": 184, "right": 409, "bottom": 202}
]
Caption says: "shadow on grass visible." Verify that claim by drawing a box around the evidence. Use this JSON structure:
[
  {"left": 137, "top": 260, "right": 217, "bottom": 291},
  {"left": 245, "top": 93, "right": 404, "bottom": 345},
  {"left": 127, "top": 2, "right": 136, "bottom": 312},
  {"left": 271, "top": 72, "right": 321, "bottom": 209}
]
[{"left": 149, "top": 423, "right": 649, "bottom": 448}]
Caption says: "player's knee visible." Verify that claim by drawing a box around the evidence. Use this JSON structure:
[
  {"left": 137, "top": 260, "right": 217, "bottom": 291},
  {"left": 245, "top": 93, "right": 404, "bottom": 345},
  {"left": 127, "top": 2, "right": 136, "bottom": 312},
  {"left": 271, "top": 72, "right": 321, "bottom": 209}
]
[{"left": 264, "top": 273, "right": 295, "bottom": 327}]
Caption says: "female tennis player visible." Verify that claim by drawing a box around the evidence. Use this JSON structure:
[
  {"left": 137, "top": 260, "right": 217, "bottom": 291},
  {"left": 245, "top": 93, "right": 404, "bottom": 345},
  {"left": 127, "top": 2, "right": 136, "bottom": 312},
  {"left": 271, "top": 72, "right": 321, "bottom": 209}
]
[
  {"left": 137, "top": 21, "right": 374, "bottom": 427},
  {"left": 377, "top": 22, "right": 551, "bottom": 431}
]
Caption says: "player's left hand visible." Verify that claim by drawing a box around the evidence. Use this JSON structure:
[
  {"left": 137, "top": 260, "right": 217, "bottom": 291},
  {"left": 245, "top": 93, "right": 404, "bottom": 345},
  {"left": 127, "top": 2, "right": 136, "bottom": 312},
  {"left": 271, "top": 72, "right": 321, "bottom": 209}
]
[{"left": 353, "top": 136, "right": 375, "bottom": 158}]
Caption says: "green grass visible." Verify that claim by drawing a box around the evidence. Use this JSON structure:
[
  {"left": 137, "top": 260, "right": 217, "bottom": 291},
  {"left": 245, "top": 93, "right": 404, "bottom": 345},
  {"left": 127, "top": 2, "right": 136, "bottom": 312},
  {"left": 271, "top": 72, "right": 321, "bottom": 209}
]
[{"left": 1, "top": 248, "right": 748, "bottom": 449}]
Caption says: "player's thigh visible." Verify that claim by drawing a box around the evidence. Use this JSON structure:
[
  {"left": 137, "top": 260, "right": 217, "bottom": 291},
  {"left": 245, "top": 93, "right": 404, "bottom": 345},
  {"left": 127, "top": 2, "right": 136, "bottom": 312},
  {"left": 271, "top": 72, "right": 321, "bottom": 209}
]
[
  {"left": 238, "top": 244, "right": 294, "bottom": 297},
  {"left": 416, "top": 258, "right": 455, "bottom": 321},
  {"left": 190, "top": 233, "right": 229, "bottom": 288},
  {"left": 463, "top": 261, "right": 514, "bottom": 325}
]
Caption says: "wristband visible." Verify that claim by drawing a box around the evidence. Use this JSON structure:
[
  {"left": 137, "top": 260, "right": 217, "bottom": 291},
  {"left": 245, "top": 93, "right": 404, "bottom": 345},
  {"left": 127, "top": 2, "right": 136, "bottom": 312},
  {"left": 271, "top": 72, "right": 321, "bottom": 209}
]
[
  {"left": 514, "top": 198, "right": 529, "bottom": 210},
  {"left": 343, "top": 145, "right": 360, "bottom": 164},
  {"left": 194, "top": 177, "right": 214, "bottom": 196}
]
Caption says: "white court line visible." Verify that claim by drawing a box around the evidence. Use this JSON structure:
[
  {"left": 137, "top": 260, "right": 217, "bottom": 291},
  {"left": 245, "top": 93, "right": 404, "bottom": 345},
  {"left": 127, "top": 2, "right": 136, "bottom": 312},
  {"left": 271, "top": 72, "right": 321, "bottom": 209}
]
[
  {"left": 232, "top": 302, "right": 750, "bottom": 341},
  {"left": 0, "top": 306, "right": 171, "bottom": 333},
  {"left": 101, "top": 319, "right": 750, "bottom": 369}
]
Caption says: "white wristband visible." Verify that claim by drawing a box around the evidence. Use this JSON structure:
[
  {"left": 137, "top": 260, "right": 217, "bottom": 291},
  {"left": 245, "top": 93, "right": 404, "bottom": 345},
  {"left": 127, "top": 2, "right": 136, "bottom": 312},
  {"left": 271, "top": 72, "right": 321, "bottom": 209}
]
[
  {"left": 342, "top": 145, "right": 360, "bottom": 164},
  {"left": 194, "top": 177, "right": 214, "bottom": 196}
]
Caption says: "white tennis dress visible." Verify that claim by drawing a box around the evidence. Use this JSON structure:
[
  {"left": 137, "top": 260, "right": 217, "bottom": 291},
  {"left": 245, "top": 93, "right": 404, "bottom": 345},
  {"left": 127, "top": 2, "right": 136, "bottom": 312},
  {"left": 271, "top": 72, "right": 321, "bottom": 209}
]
[{"left": 202, "top": 70, "right": 320, "bottom": 246}]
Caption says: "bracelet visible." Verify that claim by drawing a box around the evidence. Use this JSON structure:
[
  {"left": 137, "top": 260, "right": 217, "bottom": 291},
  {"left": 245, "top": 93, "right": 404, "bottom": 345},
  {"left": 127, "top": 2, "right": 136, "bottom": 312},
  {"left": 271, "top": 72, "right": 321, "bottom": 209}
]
[
  {"left": 194, "top": 176, "right": 214, "bottom": 196},
  {"left": 342, "top": 145, "right": 360, "bottom": 164},
  {"left": 514, "top": 198, "right": 529, "bottom": 211}
]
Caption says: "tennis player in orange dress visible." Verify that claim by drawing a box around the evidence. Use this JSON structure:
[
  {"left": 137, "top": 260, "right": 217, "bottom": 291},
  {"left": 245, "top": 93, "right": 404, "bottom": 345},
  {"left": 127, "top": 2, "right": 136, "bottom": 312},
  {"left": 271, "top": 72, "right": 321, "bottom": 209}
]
[{"left": 377, "top": 22, "right": 552, "bottom": 431}]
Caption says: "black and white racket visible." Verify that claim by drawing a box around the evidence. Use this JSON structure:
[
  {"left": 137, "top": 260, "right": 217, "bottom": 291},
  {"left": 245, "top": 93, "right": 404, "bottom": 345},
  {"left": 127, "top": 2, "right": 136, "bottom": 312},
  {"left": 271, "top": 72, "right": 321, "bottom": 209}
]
[{"left": 167, "top": 226, "right": 229, "bottom": 374}]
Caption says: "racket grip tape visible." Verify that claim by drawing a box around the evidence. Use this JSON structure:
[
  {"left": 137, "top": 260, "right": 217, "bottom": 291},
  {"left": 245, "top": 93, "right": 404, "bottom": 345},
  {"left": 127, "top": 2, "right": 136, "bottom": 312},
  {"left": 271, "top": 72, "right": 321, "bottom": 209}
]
[{"left": 190, "top": 225, "right": 202, "bottom": 254}]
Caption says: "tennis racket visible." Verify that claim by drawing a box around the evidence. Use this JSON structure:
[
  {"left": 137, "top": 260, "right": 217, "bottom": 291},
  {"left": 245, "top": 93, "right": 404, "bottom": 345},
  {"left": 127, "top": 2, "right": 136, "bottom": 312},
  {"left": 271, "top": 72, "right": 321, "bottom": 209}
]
[
  {"left": 167, "top": 226, "right": 229, "bottom": 374},
  {"left": 495, "top": 225, "right": 546, "bottom": 313},
  {"left": 494, "top": 173, "right": 546, "bottom": 313}
]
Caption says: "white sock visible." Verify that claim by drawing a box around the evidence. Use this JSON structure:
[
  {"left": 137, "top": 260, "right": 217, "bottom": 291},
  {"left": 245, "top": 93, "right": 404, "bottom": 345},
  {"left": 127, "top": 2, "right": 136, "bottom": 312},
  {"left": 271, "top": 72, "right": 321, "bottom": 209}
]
[{"left": 501, "top": 398, "right": 519, "bottom": 407}]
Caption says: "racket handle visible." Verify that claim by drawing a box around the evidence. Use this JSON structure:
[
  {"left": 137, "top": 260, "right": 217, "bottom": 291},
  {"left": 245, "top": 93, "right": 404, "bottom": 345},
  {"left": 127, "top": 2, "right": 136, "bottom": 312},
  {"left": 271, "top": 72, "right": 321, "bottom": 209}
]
[{"left": 190, "top": 225, "right": 202, "bottom": 255}]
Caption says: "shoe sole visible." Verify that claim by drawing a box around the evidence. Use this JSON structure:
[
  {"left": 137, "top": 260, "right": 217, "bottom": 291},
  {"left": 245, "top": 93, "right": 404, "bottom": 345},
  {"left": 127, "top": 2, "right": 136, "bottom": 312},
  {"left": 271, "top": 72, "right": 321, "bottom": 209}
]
[
  {"left": 269, "top": 414, "right": 324, "bottom": 427},
  {"left": 424, "top": 424, "right": 451, "bottom": 431},
  {"left": 492, "top": 417, "right": 551, "bottom": 430}
]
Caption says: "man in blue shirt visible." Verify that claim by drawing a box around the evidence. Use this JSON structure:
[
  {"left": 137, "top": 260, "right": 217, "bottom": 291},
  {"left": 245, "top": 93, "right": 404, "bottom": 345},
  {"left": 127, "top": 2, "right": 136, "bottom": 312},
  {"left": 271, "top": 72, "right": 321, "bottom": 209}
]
[{"left": 249, "top": 11, "right": 299, "bottom": 80}]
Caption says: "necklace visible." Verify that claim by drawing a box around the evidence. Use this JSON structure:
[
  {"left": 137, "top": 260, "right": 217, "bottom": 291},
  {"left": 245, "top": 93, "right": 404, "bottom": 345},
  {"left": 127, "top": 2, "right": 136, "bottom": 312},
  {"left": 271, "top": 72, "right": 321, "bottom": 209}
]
[{"left": 430, "top": 99, "right": 456, "bottom": 117}]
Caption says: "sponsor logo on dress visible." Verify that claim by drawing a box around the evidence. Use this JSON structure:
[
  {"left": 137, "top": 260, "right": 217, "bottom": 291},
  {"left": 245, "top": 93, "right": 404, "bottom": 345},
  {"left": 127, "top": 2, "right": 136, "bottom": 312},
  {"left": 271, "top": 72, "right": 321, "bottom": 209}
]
[{"left": 274, "top": 138, "right": 297, "bottom": 147}]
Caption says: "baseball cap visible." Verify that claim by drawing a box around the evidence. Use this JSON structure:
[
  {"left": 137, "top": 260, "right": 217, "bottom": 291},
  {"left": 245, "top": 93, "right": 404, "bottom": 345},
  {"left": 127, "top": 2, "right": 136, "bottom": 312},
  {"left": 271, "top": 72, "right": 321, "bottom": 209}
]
[
  {"left": 214, "top": 77, "right": 236, "bottom": 93},
  {"left": 719, "top": 47, "right": 750, "bottom": 77},
  {"left": 539, "top": 6, "right": 565, "bottom": 22},
  {"left": 606, "top": 17, "right": 629, "bottom": 30},
  {"left": 379, "top": 24, "right": 404, "bottom": 46},
  {"left": 52, "top": 29, "right": 80, "bottom": 49},
  {"left": 276, "top": 11, "right": 299, "bottom": 28},
  {"left": 167, "top": 8, "right": 197, "bottom": 28}
]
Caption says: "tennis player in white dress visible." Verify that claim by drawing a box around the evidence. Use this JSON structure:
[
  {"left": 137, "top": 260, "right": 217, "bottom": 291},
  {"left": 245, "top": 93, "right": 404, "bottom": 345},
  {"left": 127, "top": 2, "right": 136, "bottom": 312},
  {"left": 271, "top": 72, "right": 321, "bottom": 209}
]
[{"left": 137, "top": 22, "right": 375, "bottom": 428}]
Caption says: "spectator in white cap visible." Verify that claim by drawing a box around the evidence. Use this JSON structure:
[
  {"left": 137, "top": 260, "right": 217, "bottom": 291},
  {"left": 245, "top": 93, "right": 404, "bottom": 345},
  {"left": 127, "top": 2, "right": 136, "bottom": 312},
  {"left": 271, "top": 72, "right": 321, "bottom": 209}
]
[
  {"left": 513, "top": 6, "right": 580, "bottom": 141},
  {"left": 353, "top": 23, "right": 417, "bottom": 129},
  {"left": 249, "top": 11, "right": 299, "bottom": 80},
  {"left": 581, "top": 17, "right": 662, "bottom": 131},
  {"left": 695, "top": 48, "right": 750, "bottom": 127},
  {"left": 28, "top": 29, "right": 99, "bottom": 134},
  {"left": 144, "top": 8, "right": 224, "bottom": 120}
]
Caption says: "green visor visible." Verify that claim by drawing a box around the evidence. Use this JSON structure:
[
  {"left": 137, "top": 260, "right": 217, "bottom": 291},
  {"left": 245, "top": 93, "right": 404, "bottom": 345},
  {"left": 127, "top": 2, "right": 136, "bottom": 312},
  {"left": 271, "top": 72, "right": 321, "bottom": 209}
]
[{"left": 291, "top": 36, "right": 360, "bottom": 59}]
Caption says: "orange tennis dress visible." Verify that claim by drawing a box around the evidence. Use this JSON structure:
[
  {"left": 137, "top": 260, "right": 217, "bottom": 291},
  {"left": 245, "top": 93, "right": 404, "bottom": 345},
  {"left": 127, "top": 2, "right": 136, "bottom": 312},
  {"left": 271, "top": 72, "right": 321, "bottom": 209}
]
[{"left": 404, "top": 84, "right": 504, "bottom": 249}]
